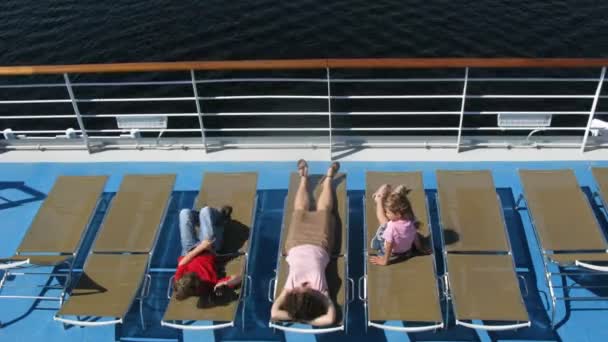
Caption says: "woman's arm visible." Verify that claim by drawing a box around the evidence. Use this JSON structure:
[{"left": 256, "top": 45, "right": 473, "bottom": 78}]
[
  {"left": 270, "top": 289, "right": 292, "bottom": 321},
  {"left": 307, "top": 295, "right": 336, "bottom": 327},
  {"left": 178, "top": 239, "right": 213, "bottom": 266}
]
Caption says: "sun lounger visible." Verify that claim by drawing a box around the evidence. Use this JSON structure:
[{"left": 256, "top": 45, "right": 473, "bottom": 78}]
[
  {"left": 438, "top": 170, "right": 530, "bottom": 331},
  {"left": 362, "top": 171, "right": 443, "bottom": 332},
  {"left": 54, "top": 174, "right": 175, "bottom": 327},
  {"left": 0, "top": 176, "right": 107, "bottom": 303},
  {"left": 519, "top": 169, "right": 608, "bottom": 326},
  {"left": 592, "top": 167, "right": 608, "bottom": 224},
  {"left": 161, "top": 172, "right": 258, "bottom": 331},
  {"left": 269, "top": 172, "right": 350, "bottom": 334}
]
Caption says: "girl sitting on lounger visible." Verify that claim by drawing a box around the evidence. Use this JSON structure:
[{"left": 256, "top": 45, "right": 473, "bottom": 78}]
[
  {"left": 370, "top": 184, "right": 427, "bottom": 266},
  {"left": 271, "top": 160, "right": 339, "bottom": 327},
  {"left": 173, "top": 205, "right": 242, "bottom": 302}
]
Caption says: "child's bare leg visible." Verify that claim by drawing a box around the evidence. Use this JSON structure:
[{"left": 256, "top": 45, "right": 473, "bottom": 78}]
[
  {"left": 294, "top": 159, "right": 310, "bottom": 211},
  {"left": 317, "top": 162, "right": 339, "bottom": 211}
]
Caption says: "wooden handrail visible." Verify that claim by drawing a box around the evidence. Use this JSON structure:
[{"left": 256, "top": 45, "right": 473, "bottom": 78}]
[{"left": 1, "top": 58, "right": 607, "bottom": 75}]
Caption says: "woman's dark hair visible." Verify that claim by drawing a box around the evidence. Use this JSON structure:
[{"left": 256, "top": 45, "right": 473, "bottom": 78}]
[
  {"left": 174, "top": 272, "right": 202, "bottom": 300},
  {"left": 280, "top": 290, "right": 328, "bottom": 322}
]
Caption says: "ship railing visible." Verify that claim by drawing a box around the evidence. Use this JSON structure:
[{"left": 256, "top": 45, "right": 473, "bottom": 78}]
[{"left": 1, "top": 58, "right": 608, "bottom": 156}]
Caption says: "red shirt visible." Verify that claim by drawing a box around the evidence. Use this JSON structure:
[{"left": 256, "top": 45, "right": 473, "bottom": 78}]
[{"left": 175, "top": 253, "right": 230, "bottom": 295}]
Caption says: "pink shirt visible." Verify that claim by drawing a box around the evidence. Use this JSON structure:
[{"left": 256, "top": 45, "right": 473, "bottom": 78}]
[
  {"left": 383, "top": 219, "right": 416, "bottom": 254},
  {"left": 285, "top": 244, "right": 329, "bottom": 295}
]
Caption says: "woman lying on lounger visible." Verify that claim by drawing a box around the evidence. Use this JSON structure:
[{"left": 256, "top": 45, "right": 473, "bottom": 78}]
[
  {"left": 271, "top": 160, "right": 339, "bottom": 327},
  {"left": 173, "top": 205, "right": 242, "bottom": 303}
]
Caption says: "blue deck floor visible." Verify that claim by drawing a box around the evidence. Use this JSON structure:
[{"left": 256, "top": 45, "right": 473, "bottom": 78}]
[{"left": 1, "top": 160, "right": 608, "bottom": 342}]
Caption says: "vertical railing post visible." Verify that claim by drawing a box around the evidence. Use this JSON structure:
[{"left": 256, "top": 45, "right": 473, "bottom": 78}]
[
  {"left": 326, "top": 67, "right": 333, "bottom": 160},
  {"left": 190, "top": 70, "right": 208, "bottom": 152},
  {"left": 64, "top": 73, "right": 91, "bottom": 153},
  {"left": 581, "top": 66, "right": 606, "bottom": 153},
  {"left": 456, "top": 67, "right": 469, "bottom": 152}
]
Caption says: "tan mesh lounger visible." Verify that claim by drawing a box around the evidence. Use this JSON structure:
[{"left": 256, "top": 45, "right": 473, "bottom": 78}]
[
  {"left": 54, "top": 174, "right": 175, "bottom": 327},
  {"left": 437, "top": 170, "right": 530, "bottom": 331},
  {"left": 269, "top": 172, "right": 349, "bottom": 334},
  {"left": 0, "top": 176, "right": 107, "bottom": 303},
  {"left": 519, "top": 169, "right": 608, "bottom": 326},
  {"left": 363, "top": 171, "right": 443, "bottom": 332},
  {"left": 160, "top": 172, "right": 258, "bottom": 331}
]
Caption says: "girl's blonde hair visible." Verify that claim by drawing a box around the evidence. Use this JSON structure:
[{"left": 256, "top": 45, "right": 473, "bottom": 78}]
[{"left": 384, "top": 186, "right": 414, "bottom": 220}]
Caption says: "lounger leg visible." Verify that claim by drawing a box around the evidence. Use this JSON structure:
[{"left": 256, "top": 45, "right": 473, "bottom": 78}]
[{"left": 294, "top": 175, "right": 310, "bottom": 211}]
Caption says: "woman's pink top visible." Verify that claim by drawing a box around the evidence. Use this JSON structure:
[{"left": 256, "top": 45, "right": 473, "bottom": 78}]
[
  {"left": 285, "top": 244, "right": 329, "bottom": 295},
  {"left": 383, "top": 219, "right": 417, "bottom": 254}
]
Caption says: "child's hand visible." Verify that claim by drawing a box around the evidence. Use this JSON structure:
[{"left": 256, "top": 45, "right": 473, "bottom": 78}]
[
  {"left": 178, "top": 257, "right": 190, "bottom": 267},
  {"left": 370, "top": 256, "right": 388, "bottom": 266}
]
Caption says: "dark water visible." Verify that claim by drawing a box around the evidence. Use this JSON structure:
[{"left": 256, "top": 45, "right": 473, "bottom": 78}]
[
  {"left": 2, "top": 1, "right": 608, "bottom": 137},
  {"left": 2, "top": 0, "right": 608, "bottom": 65}
]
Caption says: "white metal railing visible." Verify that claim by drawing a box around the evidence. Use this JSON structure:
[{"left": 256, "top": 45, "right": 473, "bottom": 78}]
[{"left": 1, "top": 66, "right": 607, "bottom": 155}]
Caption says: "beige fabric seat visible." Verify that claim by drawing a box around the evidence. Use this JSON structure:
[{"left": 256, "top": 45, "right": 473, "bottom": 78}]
[
  {"left": 269, "top": 172, "right": 349, "bottom": 334},
  {"left": 0, "top": 176, "right": 107, "bottom": 304},
  {"left": 161, "top": 172, "right": 258, "bottom": 331},
  {"left": 438, "top": 170, "right": 530, "bottom": 331},
  {"left": 519, "top": 169, "right": 608, "bottom": 326},
  {"left": 363, "top": 171, "right": 443, "bottom": 332},
  {"left": 54, "top": 174, "right": 175, "bottom": 328}
]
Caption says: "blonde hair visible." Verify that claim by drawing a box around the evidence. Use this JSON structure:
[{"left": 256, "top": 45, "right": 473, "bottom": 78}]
[{"left": 383, "top": 186, "right": 414, "bottom": 220}]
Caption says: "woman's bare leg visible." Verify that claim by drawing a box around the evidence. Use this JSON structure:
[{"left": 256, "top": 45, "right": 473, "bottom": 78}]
[
  {"left": 317, "top": 162, "right": 340, "bottom": 211},
  {"left": 294, "top": 159, "right": 310, "bottom": 211}
]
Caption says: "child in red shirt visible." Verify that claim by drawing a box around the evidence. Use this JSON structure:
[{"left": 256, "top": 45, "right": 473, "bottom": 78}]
[{"left": 173, "top": 205, "right": 242, "bottom": 302}]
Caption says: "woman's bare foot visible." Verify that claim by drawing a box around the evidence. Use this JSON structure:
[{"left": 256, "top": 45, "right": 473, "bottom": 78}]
[
  {"left": 297, "top": 159, "right": 308, "bottom": 177},
  {"left": 326, "top": 162, "right": 340, "bottom": 178}
]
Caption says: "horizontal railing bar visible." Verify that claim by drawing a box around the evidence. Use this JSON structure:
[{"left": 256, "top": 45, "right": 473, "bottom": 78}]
[
  {"left": 4, "top": 126, "right": 589, "bottom": 134},
  {"left": 0, "top": 58, "right": 607, "bottom": 75},
  {"left": 196, "top": 78, "right": 327, "bottom": 83},
  {"left": 1, "top": 111, "right": 599, "bottom": 120},
  {"left": 334, "top": 127, "right": 458, "bottom": 131},
  {"left": 0, "top": 77, "right": 600, "bottom": 89},
  {"left": 72, "top": 80, "right": 191, "bottom": 87},
  {"left": 81, "top": 113, "right": 198, "bottom": 118},
  {"left": 2, "top": 94, "right": 602, "bottom": 105},
  {"left": 0, "top": 99, "right": 71, "bottom": 104},
  {"left": 0, "top": 83, "right": 66, "bottom": 89},
  {"left": 332, "top": 95, "right": 461, "bottom": 99},
  {"left": 198, "top": 95, "right": 327, "bottom": 100},
  {"left": 332, "top": 77, "right": 602, "bottom": 82},
  {"left": 75, "top": 97, "right": 194, "bottom": 103},
  {"left": 0, "top": 115, "right": 77, "bottom": 119}
]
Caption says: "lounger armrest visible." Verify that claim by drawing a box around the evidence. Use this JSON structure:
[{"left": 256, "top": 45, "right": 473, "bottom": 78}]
[
  {"left": 161, "top": 320, "right": 234, "bottom": 330},
  {"left": 0, "top": 259, "right": 30, "bottom": 270},
  {"left": 575, "top": 260, "right": 608, "bottom": 272},
  {"left": 54, "top": 315, "right": 122, "bottom": 327},
  {"left": 267, "top": 277, "right": 276, "bottom": 302},
  {"left": 369, "top": 321, "right": 444, "bottom": 332},
  {"left": 269, "top": 322, "right": 344, "bottom": 334},
  {"left": 456, "top": 320, "right": 530, "bottom": 331}
]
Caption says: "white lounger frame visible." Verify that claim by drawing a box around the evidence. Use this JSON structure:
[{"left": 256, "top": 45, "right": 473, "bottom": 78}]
[
  {"left": 268, "top": 191, "right": 352, "bottom": 334},
  {"left": 159, "top": 194, "right": 258, "bottom": 331},
  {"left": 359, "top": 194, "right": 445, "bottom": 333},
  {"left": 0, "top": 193, "right": 107, "bottom": 306},
  {"left": 53, "top": 191, "right": 173, "bottom": 329},
  {"left": 516, "top": 181, "right": 608, "bottom": 327},
  {"left": 437, "top": 188, "right": 531, "bottom": 331}
]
